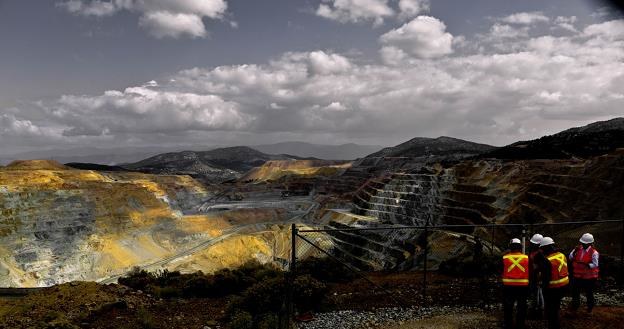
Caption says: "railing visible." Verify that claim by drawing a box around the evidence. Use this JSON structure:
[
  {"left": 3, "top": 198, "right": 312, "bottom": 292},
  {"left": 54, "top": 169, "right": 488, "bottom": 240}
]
[{"left": 282, "top": 219, "right": 624, "bottom": 328}]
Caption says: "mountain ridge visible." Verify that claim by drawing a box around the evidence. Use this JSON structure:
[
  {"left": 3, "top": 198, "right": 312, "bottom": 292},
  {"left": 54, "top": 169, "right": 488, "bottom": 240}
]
[
  {"left": 365, "top": 136, "right": 496, "bottom": 159},
  {"left": 252, "top": 141, "right": 384, "bottom": 160},
  {"left": 122, "top": 146, "right": 301, "bottom": 183},
  {"left": 485, "top": 117, "right": 624, "bottom": 159}
]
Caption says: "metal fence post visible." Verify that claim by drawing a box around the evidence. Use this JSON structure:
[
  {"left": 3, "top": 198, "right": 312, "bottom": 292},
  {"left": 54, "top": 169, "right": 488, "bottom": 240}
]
[
  {"left": 285, "top": 223, "right": 297, "bottom": 329},
  {"left": 521, "top": 226, "right": 527, "bottom": 254},
  {"left": 620, "top": 220, "right": 624, "bottom": 286},
  {"left": 423, "top": 224, "right": 428, "bottom": 302}
]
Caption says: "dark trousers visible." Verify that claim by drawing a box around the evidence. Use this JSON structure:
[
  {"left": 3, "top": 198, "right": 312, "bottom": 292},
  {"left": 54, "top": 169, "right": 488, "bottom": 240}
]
[
  {"left": 544, "top": 287, "right": 565, "bottom": 329},
  {"left": 571, "top": 278, "right": 596, "bottom": 311},
  {"left": 528, "top": 284, "right": 543, "bottom": 318},
  {"left": 503, "top": 286, "right": 528, "bottom": 329}
]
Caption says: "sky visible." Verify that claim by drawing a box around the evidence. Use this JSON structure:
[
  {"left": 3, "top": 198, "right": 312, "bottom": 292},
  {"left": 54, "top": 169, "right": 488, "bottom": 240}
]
[{"left": 0, "top": 0, "right": 623, "bottom": 155}]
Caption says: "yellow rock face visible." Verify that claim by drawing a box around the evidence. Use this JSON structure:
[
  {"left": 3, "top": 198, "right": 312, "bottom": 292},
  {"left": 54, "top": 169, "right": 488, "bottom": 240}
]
[
  {"left": 0, "top": 163, "right": 212, "bottom": 287},
  {"left": 241, "top": 160, "right": 351, "bottom": 181},
  {"left": 0, "top": 162, "right": 304, "bottom": 287}
]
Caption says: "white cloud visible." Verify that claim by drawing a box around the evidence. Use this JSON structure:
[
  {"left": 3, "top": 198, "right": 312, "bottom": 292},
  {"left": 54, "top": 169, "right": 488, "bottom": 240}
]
[
  {"left": 54, "top": 86, "right": 250, "bottom": 136},
  {"left": 583, "top": 19, "right": 624, "bottom": 39},
  {"left": 0, "top": 114, "right": 45, "bottom": 136},
  {"left": 139, "top": 11, "right": 207, "bottom": 38},
  {"left": 316, "top": 0, "right": 394, "bottom": 25},
  {"left": 397, "top": 0, "right": 429, "bottom": 20},
  {"left": 554, "top": 16, "right": 578, "bottom": 33},
  {"left": 379, "top": 46, "right": 408, "bottom": 65},
  {"left": 379, "top": 16, "right": 453, "bottom": 59},
  {"left": 500, "top": 11, "right": 549, "bottom": 25},
  {"left": 489, "top": 23, "right": 530, "bottom": 39},
  {"left": 57, "top": 0, "right": 228, "bottom": 38},
  {"left": 57, "top": 0, "right": 118, "bottom": 17},
  {"left": 4, "top": 18, "right": 624, "bottom": 149},
  {"left": 307, "top": 51, "right": 352, "bottom": 75}
]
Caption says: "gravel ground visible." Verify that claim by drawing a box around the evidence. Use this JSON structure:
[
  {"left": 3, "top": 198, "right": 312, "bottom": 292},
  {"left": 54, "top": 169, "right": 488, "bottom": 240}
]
[
  {"left": 297, "top": 305, "right": 493, "bottom": 329},
  {"left": 298, "top": 287, "right": 624, "bottom": 329}
]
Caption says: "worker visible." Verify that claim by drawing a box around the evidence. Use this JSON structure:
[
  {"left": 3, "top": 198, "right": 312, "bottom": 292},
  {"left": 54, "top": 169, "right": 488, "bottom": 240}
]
[
  {"left": 502, "top": 238, "right": 529, "bottom": 329},
  {"left": 569, "top": 233, "right": 599, "bottom": 313},
  {"left": 537, "top": 237, "right": 569, "bottom": 329},
  {"left": 528, "top": 234, "right": 544, "bottom": 318}
]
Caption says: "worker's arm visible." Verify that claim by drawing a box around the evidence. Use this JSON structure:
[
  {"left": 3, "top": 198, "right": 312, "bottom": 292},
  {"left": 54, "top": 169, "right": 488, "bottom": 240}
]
[{"left": 589, "top": 250, "right": 599, "bottom": 269}]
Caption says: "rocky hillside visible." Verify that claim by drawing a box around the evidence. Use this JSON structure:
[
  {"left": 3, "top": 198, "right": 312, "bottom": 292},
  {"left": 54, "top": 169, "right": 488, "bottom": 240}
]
[
  {"left": 485, "top": 117, "right": 624, "bottom": 159},
  {"left": 253, "top": 142, "right": 384, "bottom": 160},
  {"left": 366, "top": 136, "right": 495, "bottom": 159},
  {"left": 240, "top": 159, "right": 351, "bottom": 182},
  {"left": 123, "top": 146, "right": 300, "bottom": 183},
  {"left": 0, "top": 161, "right": 305, "bottom": 287},
  {"left": 309, "top": 120, "right": 624, "bottom": 272}
]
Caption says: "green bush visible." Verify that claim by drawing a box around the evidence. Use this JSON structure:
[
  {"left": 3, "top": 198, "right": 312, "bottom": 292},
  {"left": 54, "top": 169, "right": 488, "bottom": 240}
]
[
  {"left": 256, "top": 314, "right": 278, "bottom": 329},
  {"left": 154, "top": 269, "right": 182, "bottom": 286},
  {"left": 136, "top": 306, "right": 157, "bottom": 329},
  {"left": 181, "top": 274, "right": 214, "bottom": 298},
  {"left": 153, "top": 286, "right": 181, "bottom": 299},
  {"left": 118, "top": 267, "right": 156, "bottom": 291},
  {"left": 296, "top": 257, "right": 355, "bottom": 283},
  {"left": 293, "top": 275, "right": 327, "bottom": 312},
  {"left": 228, "top": 311, "right": 253, "bottom": 329},
  {"left": 118, "top": 261, "right": 285, "bottom": 299},
  {"left": 238, "top": 277, "right": 286, "bottom": 315}
]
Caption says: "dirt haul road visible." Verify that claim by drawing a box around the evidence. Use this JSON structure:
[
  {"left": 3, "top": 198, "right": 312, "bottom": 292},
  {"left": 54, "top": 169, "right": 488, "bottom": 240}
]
[{"left": 99, "top": 199, "right": 317, "bottom": 284}]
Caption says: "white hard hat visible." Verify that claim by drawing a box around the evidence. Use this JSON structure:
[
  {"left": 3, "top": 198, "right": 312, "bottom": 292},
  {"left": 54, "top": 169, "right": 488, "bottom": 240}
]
[
  {"left": 580, "top": 233, "right": 594, "bottom": 244},
  {"left": 540, "top": 236, "right": 555, "bottom": 247},
  {"left": 510, "top": 238, "right": 522, "bottom": 245},
  {"left": 530, "top": 234, "right": 543, "bottom": 244}
]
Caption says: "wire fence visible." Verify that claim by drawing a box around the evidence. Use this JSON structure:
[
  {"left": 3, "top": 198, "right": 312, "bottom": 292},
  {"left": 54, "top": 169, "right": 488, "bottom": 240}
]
[{"left": 282, "top": 219, "right": 624, "bottom": 327}]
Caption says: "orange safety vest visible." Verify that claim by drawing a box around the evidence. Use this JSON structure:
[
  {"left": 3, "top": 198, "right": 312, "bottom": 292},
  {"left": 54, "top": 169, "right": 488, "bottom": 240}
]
[
  {"left": 546, "top": 252, "right": 569, "bottom": 288},
  {"left": 502, "top": 252, "right": 529, "bottom": 286},
  {"left": 571, "top": 246, "right": 599, "bottom": 280}
]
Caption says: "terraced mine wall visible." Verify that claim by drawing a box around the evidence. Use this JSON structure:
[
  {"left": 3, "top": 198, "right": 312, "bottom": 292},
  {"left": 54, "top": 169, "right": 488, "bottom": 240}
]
[
  {"left": 0, "top": 164, "right": 304, "bottom": 289},
  {"left": 316, "top": 150, "right": 624, "bottom": 271}
]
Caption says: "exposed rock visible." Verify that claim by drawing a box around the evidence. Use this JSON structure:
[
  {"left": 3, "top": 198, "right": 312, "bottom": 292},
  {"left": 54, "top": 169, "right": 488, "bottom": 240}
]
[{"left": 123, "top": 146, "right": 303, "bottom": 184}]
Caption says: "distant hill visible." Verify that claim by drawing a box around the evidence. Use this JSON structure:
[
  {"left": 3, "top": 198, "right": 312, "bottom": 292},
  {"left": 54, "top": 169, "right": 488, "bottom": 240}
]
[
  {"left": 4, "top": 160, "right": 70, "bottom": 171},
  {"left": 65, "top": 163, "right": 130, "bottom": 172},
  {"left": 366, "top": 136, "right": 496, "bottom": 159},
  {"left": 0, "top": 146, "right": 193, "bottom": 166},
  {"left": 485, "top": 117, "right": 624, "bottom": 159},
  {"left": 253, "top": 142, "right": 384, "bottom": 160},
  {"left": 123, "top": 146, "right": 300, "bottom": 183}
]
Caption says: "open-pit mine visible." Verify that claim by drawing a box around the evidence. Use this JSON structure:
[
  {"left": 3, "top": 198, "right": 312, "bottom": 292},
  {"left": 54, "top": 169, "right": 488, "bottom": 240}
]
[{"left": 1, "top": 119, "right": 624, "bottom": 289}]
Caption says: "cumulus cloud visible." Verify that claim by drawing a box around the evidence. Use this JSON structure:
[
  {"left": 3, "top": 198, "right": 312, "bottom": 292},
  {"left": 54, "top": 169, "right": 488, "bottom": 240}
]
[
  {"left": 315, "top": 0, "right": 431, "bottom": 24},
  {"left": 139, "top": 11, "right": 207, "bottom": 38},
  {"left": 316, "top": 0, "right": 394, "bottom": 25},
  {"left": 554, "top": 16, "right": 578, "bottom": 33},
  {"left": 4, "top": 17, "right": 624, "bottom": 150},
  {"left": 0, "top": 114, "right": 45, "bottom": 136},
  {"left": 397, "top": 0, "right": 430, "bottom": 20},
  {"left": 57, "top": 0, "right": 228, "bottom": 38},
  {"left": 500, "top": 11, "right": 549, "bottom": 25},
  {"left": 583, "top": 19, "right": 624, "bottom": 39},
  {"left": 380, "top": 16, "right": 453, "bottom": 59},
  {"left": 489, "top": 23, "right": 530, "bottom": 39},
  {"left": 54, "top": 86, "right": 249, "bottom": 137},
  {"left": 57, "top": 0, "right": 118, "bottom": 17}
]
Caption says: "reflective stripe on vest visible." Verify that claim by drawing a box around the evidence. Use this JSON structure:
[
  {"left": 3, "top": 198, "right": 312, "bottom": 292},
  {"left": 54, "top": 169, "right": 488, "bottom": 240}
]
[
  {"left": 502, "top": 253, "right": 529, "bottom": 286},
  {"left": 547, "top": 252, "right": 569, "bottom": 288},
  {"left": 572, "top": 246, "right": 599, "bottom": 280}
]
